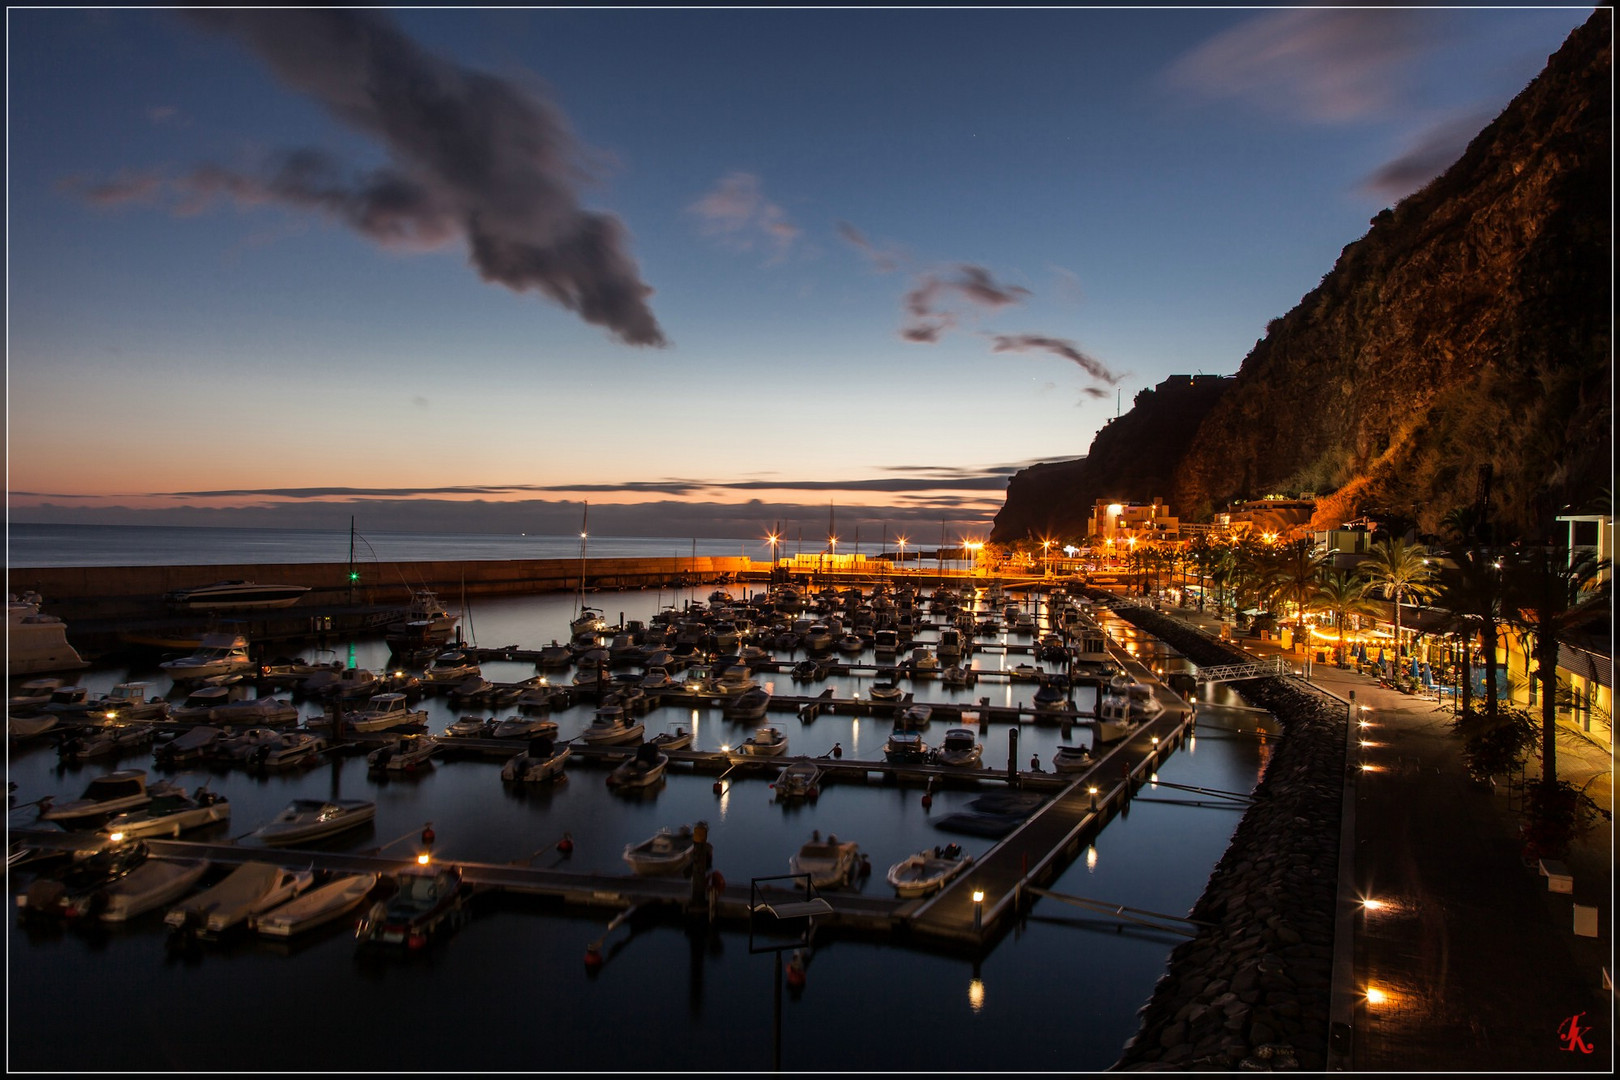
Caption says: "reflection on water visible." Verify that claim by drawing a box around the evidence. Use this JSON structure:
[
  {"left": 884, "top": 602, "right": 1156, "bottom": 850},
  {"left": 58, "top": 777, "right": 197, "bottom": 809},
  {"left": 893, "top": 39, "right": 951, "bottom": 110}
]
[{"left": 8, "top": 590, "right": 1280, "bottom": 1072}]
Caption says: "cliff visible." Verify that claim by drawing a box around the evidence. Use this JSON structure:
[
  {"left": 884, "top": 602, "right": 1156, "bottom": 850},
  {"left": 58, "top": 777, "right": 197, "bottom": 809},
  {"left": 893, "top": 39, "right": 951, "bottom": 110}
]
[{"left": 992, "top": 9, "right": 1611, "bottom": 544}]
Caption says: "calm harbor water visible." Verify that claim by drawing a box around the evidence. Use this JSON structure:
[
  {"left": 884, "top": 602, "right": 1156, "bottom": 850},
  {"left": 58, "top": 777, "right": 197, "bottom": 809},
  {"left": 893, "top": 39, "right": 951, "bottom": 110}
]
[{"left": 7, "top": 587, "right": 1276, "bottom": 1072}]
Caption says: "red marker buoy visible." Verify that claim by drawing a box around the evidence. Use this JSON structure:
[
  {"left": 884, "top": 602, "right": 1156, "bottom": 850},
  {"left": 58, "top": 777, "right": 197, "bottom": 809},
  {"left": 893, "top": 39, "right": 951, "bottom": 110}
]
[
  {"left": 584, "top": 945, "right": 603, "bottom": 971},
  {"left": 557, "top": 833, "right": 574, "bottom": 855},
  {"left": 832, "top": 743, "right": 843, "bottom": 759},
  {"left": 420, "top": 824, "right": 436, "bottom": 848},
  {"left": 786, "top": 956, "right": 807, "bottom": 989},
  {"left": 714, "top": 780, "right": 724, "bottom": 794},
  {"left": 921, "top": 792, "right": 933, "bottom": 809}
]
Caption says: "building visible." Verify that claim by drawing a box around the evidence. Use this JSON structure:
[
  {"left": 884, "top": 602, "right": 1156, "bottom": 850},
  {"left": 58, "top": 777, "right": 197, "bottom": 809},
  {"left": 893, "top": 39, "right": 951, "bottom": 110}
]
[
  {"left": 1086, "top": 498, "right": 1180, "bottom": 545},
  {"left": 1217, "top": 495, "right": 1317, "bottom": 542}
]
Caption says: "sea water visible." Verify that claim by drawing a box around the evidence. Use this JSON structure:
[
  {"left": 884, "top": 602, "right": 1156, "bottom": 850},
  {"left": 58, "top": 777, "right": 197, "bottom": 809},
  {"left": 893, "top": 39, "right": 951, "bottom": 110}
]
[{"left": 6, "top": 587, "right": 1275, "bottom": 1071}]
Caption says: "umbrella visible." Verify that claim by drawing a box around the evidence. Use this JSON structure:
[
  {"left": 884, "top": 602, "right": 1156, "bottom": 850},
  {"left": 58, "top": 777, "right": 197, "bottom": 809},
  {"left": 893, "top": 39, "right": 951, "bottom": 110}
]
[
  {"left": 1410, "top": 656, "right": 1421, "bottom": 678},
  {"left": 1355, "top": 642, "right": 1367, "bottom": 664}
]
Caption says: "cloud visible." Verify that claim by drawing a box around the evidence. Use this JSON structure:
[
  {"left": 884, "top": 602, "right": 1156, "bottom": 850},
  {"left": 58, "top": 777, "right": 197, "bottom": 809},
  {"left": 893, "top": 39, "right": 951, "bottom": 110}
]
[
  {"left": 79, "top": 10, "right": 666, "bottom": 346},
  {"left": 836, "top": 221, "right": 902, "bottom": 272},
  {"left": 900, "top": 264, "right": 1029, "bottom": 342},
  {"left": 147, "top": 105, "right": 186, "bottom": 126},
  {"left": 687, "top": 172, "right": 800, "bottom": 263},
  {"left": 989, "top": 333, "right": 1118, "bottom": 386},
  {"left": 1166, "top": 7, "right": 1441, "bottom": 123},
  {"left": 59, "top": 169, "right": 167, "bottom": 207},
  {"left": 1049, "top": 265, "right": 1084, "bottom": 305},
  {"left": 1358, "top": 109, "right": 1493, "bottom": 202}
]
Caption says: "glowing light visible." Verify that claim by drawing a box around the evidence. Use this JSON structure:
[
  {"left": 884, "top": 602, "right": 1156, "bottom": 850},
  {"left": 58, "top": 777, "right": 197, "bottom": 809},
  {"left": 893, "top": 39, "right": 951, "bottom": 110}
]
[
  {"left": 1361, "top": 898, "right": 1385, "bottom": 911},
  {"left": 416, "top": 852, "right": 431, "bottom": 866},
  {"left": 1085, "top": 845, "right": 1098, "bottom": 871},
  {"left": 972, "top": 890, "right": 985, "bottom": 904},
  {"left": 1359, "top": 763, "right": 1379, "bottom": 772},
  {"left": 1365, "top": 986, "right": 1388, "bottom": 1005},
  {"left": 968, "top": 978, "right": 986, "bottom": 1013},
  {"left": 108, "top": 832, "right": 125, "bottom": 843}
]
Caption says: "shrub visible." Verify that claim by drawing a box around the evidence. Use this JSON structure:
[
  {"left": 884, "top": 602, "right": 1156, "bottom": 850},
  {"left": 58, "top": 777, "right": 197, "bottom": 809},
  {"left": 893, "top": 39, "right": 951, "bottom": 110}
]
[{"left": 1520, "top": 779, "right": 1605, "bottom": 862}]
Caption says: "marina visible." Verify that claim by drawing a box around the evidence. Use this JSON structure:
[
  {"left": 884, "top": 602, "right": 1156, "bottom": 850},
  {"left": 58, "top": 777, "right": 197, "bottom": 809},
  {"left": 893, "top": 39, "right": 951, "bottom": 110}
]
[{"left": 8, "top": 564, "right": 1276, "bottom": 1072}]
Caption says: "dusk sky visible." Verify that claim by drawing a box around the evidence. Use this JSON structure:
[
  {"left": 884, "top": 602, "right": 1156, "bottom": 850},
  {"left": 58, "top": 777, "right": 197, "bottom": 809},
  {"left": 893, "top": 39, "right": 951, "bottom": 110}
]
[{"left": 5, "top": 5, "right": 1596, "bottom": 543}]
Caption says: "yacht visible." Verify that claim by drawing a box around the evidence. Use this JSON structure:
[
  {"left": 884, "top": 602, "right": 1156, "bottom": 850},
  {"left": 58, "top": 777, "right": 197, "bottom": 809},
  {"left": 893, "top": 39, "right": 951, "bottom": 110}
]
[
  {"left": 6, "top": 593, "right": 88, "bottom": 675},
  {"left": 164, "top": 580, "right": 310, "bottom": 611},
  {"left": 158, "top": 633, "right": 255, "bottom": 683}
]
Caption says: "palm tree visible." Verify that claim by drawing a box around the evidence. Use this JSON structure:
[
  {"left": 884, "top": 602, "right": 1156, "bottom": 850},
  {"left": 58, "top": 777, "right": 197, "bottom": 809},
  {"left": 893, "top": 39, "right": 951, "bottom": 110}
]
[
  {"left": 1210, "top": 543, "right": 1240, "bottom": 617},
  {"left": 1358, "top": 538, "right": 1440, "bottom": 679},
  {"left": 1316, "top": 570, "right": 1381, "bottom": 667},
  {"left": 1272, "top": 539, "right": 1327, "bottom": 648},
  {"left": 1437, "top": 545, "right": 1508, "bottom": 721},
  {"left": 1504, "top": 547, "right": 1609, "bottom": 785}
]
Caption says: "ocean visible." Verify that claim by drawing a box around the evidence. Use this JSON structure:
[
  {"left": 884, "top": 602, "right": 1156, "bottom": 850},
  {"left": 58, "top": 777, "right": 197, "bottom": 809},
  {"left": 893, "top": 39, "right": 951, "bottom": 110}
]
[{"left": 6, "top": 569, "right": 1272, "bottom": 1071}]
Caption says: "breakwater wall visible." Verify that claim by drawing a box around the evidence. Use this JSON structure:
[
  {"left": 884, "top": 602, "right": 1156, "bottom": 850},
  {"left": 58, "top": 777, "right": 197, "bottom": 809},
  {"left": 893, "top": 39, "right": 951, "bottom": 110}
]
[
  {"left": 1097, "top": 599, "right": 1346, "bottom": 1072},
  {"left": 9, "top": 556, "right": 755, "bottom": 623}
]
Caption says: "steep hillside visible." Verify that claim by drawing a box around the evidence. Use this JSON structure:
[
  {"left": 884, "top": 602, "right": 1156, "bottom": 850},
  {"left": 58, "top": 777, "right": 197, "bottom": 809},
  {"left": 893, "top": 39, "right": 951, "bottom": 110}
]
[{"left": 993, "top": 9, "right": 1611, "bottom": 544}]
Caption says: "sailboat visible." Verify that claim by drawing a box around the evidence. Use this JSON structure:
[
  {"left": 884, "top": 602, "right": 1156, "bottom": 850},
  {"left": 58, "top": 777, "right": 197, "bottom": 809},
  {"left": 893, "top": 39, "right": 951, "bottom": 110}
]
[{"left": 570, "top": 502, "right": 606, "bottom": 637}]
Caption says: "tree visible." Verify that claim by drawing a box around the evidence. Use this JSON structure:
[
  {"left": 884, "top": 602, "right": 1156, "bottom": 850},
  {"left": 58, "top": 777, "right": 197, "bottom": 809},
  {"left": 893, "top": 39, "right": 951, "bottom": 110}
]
[
  {"left": 1358, "top": 538, "right": 1440, "bottom": 679},
  {"left": 1315, "top": 570, "right": 1381, "bottom": 666},
  {"left": 1437, "top": 545, "right": 1508, "bottom": 721},
  {"left": 1503, "top": 546, "right": 1609, "bottom": 786},
  {"left": 1272, "top": 539, "right": 1327, "bottom": 648}
]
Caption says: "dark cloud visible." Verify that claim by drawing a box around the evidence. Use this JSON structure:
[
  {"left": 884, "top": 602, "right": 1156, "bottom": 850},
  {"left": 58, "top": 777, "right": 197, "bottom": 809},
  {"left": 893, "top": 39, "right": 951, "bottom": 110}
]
[
  {"left": 86, "top": 10, "right": 666, "bottom": 345},
  {"left": 1358, "top": 110, "right": 1492, "bottom": 202},
  {"left": 989, "top": 333, "right": 1118, "bottom": 386},
  {"left": 900, "top": 264, "right": 1027, "bottom": 343},
  {"left": 1166, "top": 7, "right": 1442, "bottom": 123}
]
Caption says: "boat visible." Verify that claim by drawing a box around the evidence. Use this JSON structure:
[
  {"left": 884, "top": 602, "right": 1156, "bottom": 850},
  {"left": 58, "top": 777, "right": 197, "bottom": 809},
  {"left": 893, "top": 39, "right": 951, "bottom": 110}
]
[
  {"left": 773, "top": 760, "right": 822, "bottom": 801},
  {"left": 606, "top": 742, "right": 669, "bottom": 788},
  {"left": 868, "top": 679, "right": 904, "bottom": 703},
  {"left": 489, "top": 714, "right": 559, "bottom": 740},
  {"left": 1009, "top": 662, "right": 1042, "bottom": 682},
  {"left": 934, "top": 728, "right": 983, "bottom": 768},
  {"left": 252, "top": 872, "right": 379, "bottom": 938},
  {"left": 800, "top": 624, "right": 834, "bottom": 653},
  {"left": 499, "top": 736, "right": 572, "bottom": 782},
  {"left": 17, "top": 836, "right": 152, "bottom": 919},
  {"left": 101, "top": 785, "right": 230, "bottom": 839},
  {"left": 731, "top": 725, "right": 788, "bottom": 758},
  {"left": 355, "top": 864, "right": 465, "bottom": 950},
  {"left": 6, "top": 593, "right": 88, "bottom": 675},
  {"left": 152, "top": 725, "right": 224, "bottom": 766},
  {"left": 639, "top": 666, "right": 674, "bottom": 692},
  {"left": 164, "top": 580, "right": 310, "bottom": 611},
  {"left": 873, "top": 628, "right": 900, "bottom": 657},
  {"left": 886, "top": 843, "right": 973, "bottom": 898},
  {"left": 1095, "top": 678, "right": 1162, "bottom": 743},
  {"left": 579, "top": 706, "right": 645, "bottom": 746},
  {"left": 38, "top": 769, "right": 176, "bottom": 827},
  {"left": 165, "top": 861, "right": 316, "bottom": 934},
  {"left": 723, "top": 686, "right": 772, "bottom": 722},
  {"left": 941, "top": 664, "right": 976, "bottom": 688},
  {"left": 909, "top": 646, "right": 939, "bottom": 673},
  {"left": 790, "top": 659, "right": 824, "bottom": 682},
  {"left": 159, "top": 633, "right": 256, "bottom": 683},
  {"left": 648, "top": 724, "right": 694, "bottom": 752},
  {"left": 836, "top": 633, "right": 865, "bottom": 655},
  {"left": 442, "top": 714, "right": 494, "bottom": 740},
  {"left": 338, "top": 693, "right": 428, "bottom": 733},
  {"left": 420, "top": 653, "right": 482, "bottom": 688},
  {"left": 317, "top": 667, "right": 381, "bottom": 701},
  {"left": 8, "top": 712, "right": 59, "bottom": 739},
  {"left": 86, "top": 682, "right": 171, "bottom": 723},
  {"left": 935, "top": 629, "right": 963, "bottom": 662},
  {"left": 8, "top": 676, "right": 64, "bottom": 710},
  {"left": 204, "top": 696, "right": 300, "bottom": 726},
  {"left": 367, "top": 733, "right": 439, "bottom": 773},
  {"left": 621, "top": 825, "right": 696, "bottom": 876},
  {"left": 1052, "top": 743, "right": 1096, "bottom": 773},
  {"left": 537, "top": 642, "right": 574, "bottom": 670},
  {"left": 56, "top": 723, "right": 157, "bottom": 762},
  {"left": 898, "top": 703, "right": 933, "bottom": 729},
  {"left": 883, "top": 730, "right": 930, "bottom": 764},
  {"left": 788, "top": 832, "right": 864, "bottom": 889},
  {"left": 252, "top": 798, "right": 377, "bottom": 846},
  {"left": 217, "top": 728, "right": 328, "bottom": 770},
  {"left": 96, "top": 856, "right": 212, "bottom": 923},
  {"left": 384, "top": 589, "right": 459, "bottom": 652}
]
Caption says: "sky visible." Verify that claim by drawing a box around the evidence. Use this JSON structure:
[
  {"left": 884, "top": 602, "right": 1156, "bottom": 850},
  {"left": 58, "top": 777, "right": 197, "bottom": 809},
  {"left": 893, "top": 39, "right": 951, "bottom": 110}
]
[{"left": 4, "top": 4, "right": 1599, "bottom": 545}]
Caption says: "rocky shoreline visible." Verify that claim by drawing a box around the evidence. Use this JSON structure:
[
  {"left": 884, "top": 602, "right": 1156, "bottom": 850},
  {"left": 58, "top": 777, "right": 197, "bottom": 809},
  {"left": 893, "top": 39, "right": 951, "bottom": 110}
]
[{"left": 1097, "top": 600, "right": 1347, "bottom": 1071}]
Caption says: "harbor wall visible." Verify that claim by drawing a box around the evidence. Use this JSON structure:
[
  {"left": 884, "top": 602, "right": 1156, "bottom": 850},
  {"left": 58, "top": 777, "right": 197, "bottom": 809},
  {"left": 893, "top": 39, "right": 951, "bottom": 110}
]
[{"left": 9, "top": 556, "right": 755, "bottom": 622}]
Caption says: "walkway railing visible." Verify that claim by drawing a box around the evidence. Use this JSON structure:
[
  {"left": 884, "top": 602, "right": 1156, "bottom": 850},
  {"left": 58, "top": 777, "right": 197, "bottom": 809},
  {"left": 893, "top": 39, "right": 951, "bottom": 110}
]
[{"left": 1194, "top": 655, "right": 1291, "bottom": 683}]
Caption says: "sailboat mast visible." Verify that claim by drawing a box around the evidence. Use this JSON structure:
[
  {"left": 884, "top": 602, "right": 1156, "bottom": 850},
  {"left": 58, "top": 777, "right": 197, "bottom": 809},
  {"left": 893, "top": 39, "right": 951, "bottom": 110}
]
[{"left": 576, "top": 501, "right": 589, "bottom": 618}]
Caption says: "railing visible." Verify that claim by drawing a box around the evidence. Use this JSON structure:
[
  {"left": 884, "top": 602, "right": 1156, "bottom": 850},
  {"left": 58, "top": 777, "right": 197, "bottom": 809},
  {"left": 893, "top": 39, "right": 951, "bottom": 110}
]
[{"left": 1194, "top": 656, "right": 1291, "bottom": 683}]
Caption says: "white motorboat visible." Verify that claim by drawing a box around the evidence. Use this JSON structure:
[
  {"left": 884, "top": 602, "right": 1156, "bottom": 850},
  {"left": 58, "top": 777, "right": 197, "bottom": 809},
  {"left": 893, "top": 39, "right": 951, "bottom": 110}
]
[
  {"left": 420, "top": 653, "right": 482, "bottom": 688},
  {"left": 886, "top": 843, "right": 973, "bottom": 899},
  {"left": 883, "top": 730, "right": 930, "bottom": 765},
  {"left": 648, "top": 725, "right": 694, "bottom": 752},
  {"left": 868, "top": 680, "right": 904, "bottom": 703},
  {"left": 97, "top": 857, "right": 211, "bottom": 923},
  {"left": 384, "top": 590, "right": 459, "bottom": 650},
  {"left": 788, "top": 832, "right": 864, "bottom": 889},
  {"left": 217, "top": 728, "right": 328, "bottom": 770},
  {"left": 165, "top": 862, "right": 316, "bottom": 933},
  {"left": 570, "top": 606, "right": 607, "bottom": 637},
  {"left": 367, "top": 733, "right": 439, "bottom": 773},
  {"left": 935, "top": 629, "right": 962, "bottom": 662},
  {"left": 56, "top": 722, "right": 157, "bottom": 762},
  {"left": 489, "top": 714, "right": 559, "bottom": 740},
  {"left": 1095, "top": 678, "right": 1163, "bottom": 743},
  {"left": 639, "top": 666, "right": 674, "bottom": 692},
  {"left": 1052, "top": 744, "right": 1096, "bottom": 773},
  {"left": 606, "top": 743, "right": 669, "bottom": 788},
  {"left": 152, "top": 725, "right": 225, "bottom": 767},
  {"left": 910, "top": 646, "right": 940, "bottom": 673},
  {"left": 252, "top": 798, "right": 377, "bottom": 846},
  {"left": 86, "top": 682, "right": 170, "bottom": 723},
  {"left": 159, "top": 633, "right": 255, "bottom": 683},
  {"left": 338, "top": 693, "right": 427, "bottom": 733},
  {"left": 8, "top": 676, "right": 64, "bottom": 710},
  {"left": 252, "top": 872, "right": 379, "bottom": 938},
  {"left": 6, "top": 593, "right": 88, "bottom": 675},
  {"left": 723, "top": 686, "right": 771, "bottom": 722},
  {"left": 941, "top": 665, "right": 976, "bottom": 688},
  {"left": 934, "top": 728, "right": 983, "bottom": 768},
  {"left": 898, "top": 703, "right": 933, "bottom": 730},
  {"left": 205, "top": 696, "right": 300, "bottom": 726},
  {"left": 102, "top": 786, "right": 230, "bottom": 839},
  {"left": 500, "top": 736, "right": 571, "bottom": 782},
  {"left": 773, "top": 760, "right": 822, "bottom": 801},
  {"left": 38, "top": 769, "right": 176, "bottom": 827},
  {"left": 315, "top": 667, "right": 380, "bottom": 701},
  {"left": 731, "top": 726, "right": 788, "bottom": 758},
  {"left": 442, "top": 715, "right": 494, "bottom": 740},
  {"left": 579, "top": 706, "right": 645, "bottom": 746},
  {"left": 621, "top": 825, "right": 696, "bottom": 876},
  {"left": 8, "top": 712, "right": 59, "bottom": 739},
  {"left": 165, "top": 580, "right": 310, "bottom": 611}
]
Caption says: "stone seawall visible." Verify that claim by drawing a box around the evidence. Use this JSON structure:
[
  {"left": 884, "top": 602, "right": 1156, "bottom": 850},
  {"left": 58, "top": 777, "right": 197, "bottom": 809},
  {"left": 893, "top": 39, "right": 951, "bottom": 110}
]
[
  {"left": 9, "top": 556, "right": 756, "bottom": 622},
  {"left": 1096, "top": 600, "right": 1347, "bottom": 1072}
]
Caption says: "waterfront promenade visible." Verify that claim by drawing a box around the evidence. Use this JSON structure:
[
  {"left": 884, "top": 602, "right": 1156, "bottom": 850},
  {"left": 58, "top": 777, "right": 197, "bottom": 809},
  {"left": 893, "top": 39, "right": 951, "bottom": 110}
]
[{"left": 1124, "top": 596, "right": 1614, "bottom": 1072}]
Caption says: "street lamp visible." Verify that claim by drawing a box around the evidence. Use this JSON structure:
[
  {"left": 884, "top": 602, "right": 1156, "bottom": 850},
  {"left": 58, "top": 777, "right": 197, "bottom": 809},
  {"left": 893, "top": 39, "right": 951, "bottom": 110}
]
[
  {"left": 896, "top": 535, "right": 908, "bottom": 573},
  {"left": 964, "top": 540, "right": 984, "bottom": 578},
  {"left": 766, "top": 532, "right": 781, "bottom": 565},
  {"left": 1041, "top": 538, "right": 1053, "bottom": 577}
]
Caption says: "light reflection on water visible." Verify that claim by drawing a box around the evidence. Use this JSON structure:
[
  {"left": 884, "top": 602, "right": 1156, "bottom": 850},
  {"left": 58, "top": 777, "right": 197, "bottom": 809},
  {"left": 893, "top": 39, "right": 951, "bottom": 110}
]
[{"left": 7, "top": 591, "right": 1276, "bottom": 1072}]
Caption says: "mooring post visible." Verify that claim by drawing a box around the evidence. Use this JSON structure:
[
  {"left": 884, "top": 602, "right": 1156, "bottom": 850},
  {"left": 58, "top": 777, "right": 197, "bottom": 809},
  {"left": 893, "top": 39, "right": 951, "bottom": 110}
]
[{"left": 1007, "top": 727, "right": 1020, "bottom": 788}]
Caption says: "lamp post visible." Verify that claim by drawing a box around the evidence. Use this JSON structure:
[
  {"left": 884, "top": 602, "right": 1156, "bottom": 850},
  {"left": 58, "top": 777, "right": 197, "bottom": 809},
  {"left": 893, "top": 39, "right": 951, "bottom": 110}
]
[
  {"left": 1042, "top": 538, "right": 1053, "bottom": 578},
  {"left": 897, "top": 536, "right": 908, "bottom": 576}
]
